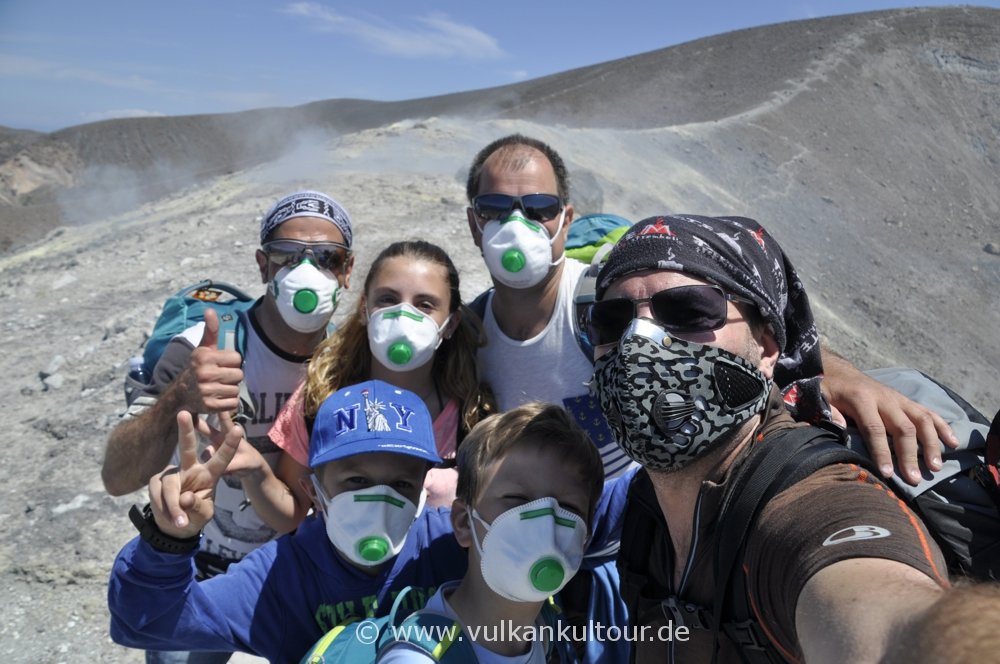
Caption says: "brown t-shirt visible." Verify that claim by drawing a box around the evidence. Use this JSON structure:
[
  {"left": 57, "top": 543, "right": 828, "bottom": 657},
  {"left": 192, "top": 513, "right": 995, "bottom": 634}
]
[{"left": 628, "top": 392, "right": 949, "bottom": 663}]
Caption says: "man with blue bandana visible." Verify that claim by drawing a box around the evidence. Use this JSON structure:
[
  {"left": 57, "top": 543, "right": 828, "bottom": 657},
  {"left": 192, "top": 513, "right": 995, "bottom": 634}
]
[{"left": 102, "top": 190, "right": 355, "bottom": 664}]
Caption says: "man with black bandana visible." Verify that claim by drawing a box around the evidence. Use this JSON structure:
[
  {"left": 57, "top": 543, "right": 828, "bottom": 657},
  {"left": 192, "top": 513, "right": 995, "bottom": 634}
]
[
  {"left": 466, "top": 134, "right": 957, "bottom": 486},
  {"left": 102, "top": 191, "right": 355, "bottom": 664},
  {"left": 589, "top": 214, "right": 999, "bottom": 663}
]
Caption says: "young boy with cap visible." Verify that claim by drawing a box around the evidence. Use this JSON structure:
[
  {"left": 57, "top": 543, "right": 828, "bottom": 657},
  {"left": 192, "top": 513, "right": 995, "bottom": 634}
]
[
  {"left": 108, "top": 380, "right": 466, "bottom": 664},
  {"left": 376, "top": 403, "right": 611, "bottom": 663}
]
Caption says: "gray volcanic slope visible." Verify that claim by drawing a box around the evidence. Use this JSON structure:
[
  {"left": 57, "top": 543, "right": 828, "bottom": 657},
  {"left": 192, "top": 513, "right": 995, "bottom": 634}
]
[{"left": 0, "top": 7, "right": 997, "bottom": 663}]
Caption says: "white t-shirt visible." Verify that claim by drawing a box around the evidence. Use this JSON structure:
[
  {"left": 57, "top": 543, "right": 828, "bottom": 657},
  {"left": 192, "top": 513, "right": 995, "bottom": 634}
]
[
  {"left": 377, "top": 582, "right": 547, "bottom": 664},
  {"left": 478, "top": 259, "right": 634, "bottom": 479}
]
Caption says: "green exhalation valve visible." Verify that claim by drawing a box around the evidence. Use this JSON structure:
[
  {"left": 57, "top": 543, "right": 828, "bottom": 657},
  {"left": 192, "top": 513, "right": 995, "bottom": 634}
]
[
  {"left": 529, "top": 557, "right": 565, "bottom": 592},
  {"left": 358, "top": 536, "right": 390, "bottom": 562},
  {"left": 388, "top": 341, "right": 414, "bottom": 365},
  {"left": 293, "top": 289, "right": 319, "bottom": 313},
  {"left": 501, "top": 249, "right": 526, "bottom": 273}
]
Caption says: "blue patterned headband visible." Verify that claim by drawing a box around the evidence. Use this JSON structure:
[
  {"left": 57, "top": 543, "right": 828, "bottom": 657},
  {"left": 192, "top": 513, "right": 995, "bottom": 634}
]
[{"left": 259, "top": 190, "right": 353, "bottom": 246}]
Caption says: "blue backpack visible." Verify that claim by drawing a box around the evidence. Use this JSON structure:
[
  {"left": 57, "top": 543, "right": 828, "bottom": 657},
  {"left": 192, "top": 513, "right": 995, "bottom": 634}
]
[
  {"left": 124, "top": 280, "right": 255, "bottom": 406},
  {"left": 298, "top": 587, "right": 476, "bottom": 664}
]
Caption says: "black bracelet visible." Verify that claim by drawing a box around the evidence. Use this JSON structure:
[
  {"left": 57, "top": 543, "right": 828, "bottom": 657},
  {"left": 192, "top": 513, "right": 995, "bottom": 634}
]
[{"left": 129, "top": 504, "right": 202, "bottom": 554}]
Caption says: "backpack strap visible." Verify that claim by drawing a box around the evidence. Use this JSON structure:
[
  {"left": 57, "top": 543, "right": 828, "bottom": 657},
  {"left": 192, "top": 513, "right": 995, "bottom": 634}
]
[
  {"left": 300, "top": 619, "right": 362, "bottom": 663},
  {"left": 383, "top": 612, "right": 468, "bottom": 662},
  {"left": 972, "top": 408, "right": 1000, "bottom": 548},
  {"left": 219, "top": 306, "right": 249, "bottom": 354},
  {"left": 618, "top": 471, "right": 717, "bottom": 661},
  {"left": 468, "top": 288, "right": 493, "bottom": 322},
  {"left": 711, "top": 424, "right": 875, "bottom": 664},
  {"left": 377, "top": 587, "right": 477, "bottom": 662},
  {"left": 618, "top": 471, "right": 662, "bottom": 629},
  {"left": 226, "top": 308, "right": 256, "bottom": 426},
  {"left": 984, "top": 408, "right": 1000, "bottom": 487}
]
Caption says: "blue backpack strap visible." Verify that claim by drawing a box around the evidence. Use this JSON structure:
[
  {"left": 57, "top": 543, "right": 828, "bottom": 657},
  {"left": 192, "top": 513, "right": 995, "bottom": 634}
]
[
  {"left": 298, "top": 587, "right": 421, "bottom": 664},
  {"left": 380, "top": 611, "right": 470, "bottom": 662},
  {"left": 218, "top": 305, "right": 249, "bottom": 355},
  {"left": 377, "top": 587, "right": 477, "bottom": 663},
  {"left": 227, "top": 308, "right": 256, "bottom": 426},
  {"left": 299, "top": 618, "right": 363, "bottom": 663}
]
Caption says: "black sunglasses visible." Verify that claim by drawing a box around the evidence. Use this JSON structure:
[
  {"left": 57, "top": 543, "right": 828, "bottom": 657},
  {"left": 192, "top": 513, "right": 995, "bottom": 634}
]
[
  {"left": 586, "top": 284, "right": 756, "bottom": 347},
  {"left": 472, "top": 193, "right": 563, "bottom": 223},
  {"left": 262, "top": 239, "right": 351, "bottom": 274}
]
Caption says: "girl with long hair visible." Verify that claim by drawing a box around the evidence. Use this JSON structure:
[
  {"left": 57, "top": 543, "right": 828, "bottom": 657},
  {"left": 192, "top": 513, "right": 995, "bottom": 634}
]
[{"left": 237, "top": 240, "right": 495, "bottom": 532}]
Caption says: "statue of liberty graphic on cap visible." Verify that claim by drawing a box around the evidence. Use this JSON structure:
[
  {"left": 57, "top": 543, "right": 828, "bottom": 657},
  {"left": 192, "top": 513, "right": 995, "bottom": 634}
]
[{"left": 361, "top": 388, "right": 391, "bottom": 432}]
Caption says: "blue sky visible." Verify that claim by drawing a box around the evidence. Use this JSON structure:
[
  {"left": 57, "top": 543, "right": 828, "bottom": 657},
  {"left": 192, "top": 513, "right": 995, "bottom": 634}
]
[{"left": 1, "top": 1, "right": 996, "bottom": 132}]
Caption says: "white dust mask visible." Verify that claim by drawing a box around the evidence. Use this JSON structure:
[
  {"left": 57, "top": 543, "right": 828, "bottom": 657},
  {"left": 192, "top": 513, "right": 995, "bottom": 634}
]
[
  {"left": 367, "top": 302, "right": 450, "bottom": 371},
  {"left": 269, "top": 260, "right": 340, "bottom": 333},
  {"left": 481, "top": 210, "right": 566, "bottom": 289},
  {"left": 312, "top": 479, "right": 423, "bottom": 567},
  {"left": 470, "top": 497, "right": 586, "bottom": 602}
]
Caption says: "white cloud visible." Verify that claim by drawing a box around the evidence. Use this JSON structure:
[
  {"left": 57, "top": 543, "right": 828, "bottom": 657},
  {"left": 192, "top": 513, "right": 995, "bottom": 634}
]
[
  {"left": 507, "top": 69, "right": 530, "bottom": 82},
  {"left": 283, "top": 3, "right": 505, "bottom": 59},
  {"left": 80, "top": 108, "right": 167, "bottom": 123},
  {"left": 0, "top": 54, "right": 159, "bottom": 91}
]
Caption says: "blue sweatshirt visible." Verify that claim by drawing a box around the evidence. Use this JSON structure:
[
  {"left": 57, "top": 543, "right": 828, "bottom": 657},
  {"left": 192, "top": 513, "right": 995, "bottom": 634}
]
[
  {"left": 108, "top": 468, "right": 635, "bottom": 664},
  {"left": 109, "top": 508, "right": 464, "bottom": 663}
]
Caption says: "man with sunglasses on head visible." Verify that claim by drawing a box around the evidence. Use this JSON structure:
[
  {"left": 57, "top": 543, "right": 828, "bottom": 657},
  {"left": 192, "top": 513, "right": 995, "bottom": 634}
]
[
  {"left": 466, "top": 135, "right": 642, "bottom": 664},
  {"left": 466, "top": 134, "right": 637, "bottom": 482},
  {"left": 590, "top": 214, "right": 997, "bottom": 664},
  {"left": 102, "top": 190, "right": 354, "bottom": 664}
]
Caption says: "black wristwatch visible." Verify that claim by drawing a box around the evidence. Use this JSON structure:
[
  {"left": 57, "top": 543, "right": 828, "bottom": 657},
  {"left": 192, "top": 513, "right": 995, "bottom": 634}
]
[{"left": 129, "top": 503, "right": 202, "bottom": 554}]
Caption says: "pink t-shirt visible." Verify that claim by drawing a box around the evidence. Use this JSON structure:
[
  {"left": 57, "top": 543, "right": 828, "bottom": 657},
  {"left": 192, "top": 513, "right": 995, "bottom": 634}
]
[{"left": 270, "top": 383, "right": 459, "bottom": 507}]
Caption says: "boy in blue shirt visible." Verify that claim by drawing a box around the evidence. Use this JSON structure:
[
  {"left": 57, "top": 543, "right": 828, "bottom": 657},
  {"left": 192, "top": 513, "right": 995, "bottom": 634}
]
[
  {"left": 108, "top": 380, "right": 466, "bottom": 663},
  {"left": 376, "top": 402, "right": 606, "bottom": 663}
]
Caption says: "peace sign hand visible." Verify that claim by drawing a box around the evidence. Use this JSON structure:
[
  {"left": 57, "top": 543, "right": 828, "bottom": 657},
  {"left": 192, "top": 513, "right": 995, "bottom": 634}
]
[{"left": 148, "top": 410, "right": 242, "bottom": 539}]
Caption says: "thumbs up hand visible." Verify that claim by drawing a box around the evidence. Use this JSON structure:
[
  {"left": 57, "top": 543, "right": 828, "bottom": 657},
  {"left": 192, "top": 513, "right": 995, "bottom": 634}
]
[{"left": 176, "top": 308, "right": 244, "bottom": 414}]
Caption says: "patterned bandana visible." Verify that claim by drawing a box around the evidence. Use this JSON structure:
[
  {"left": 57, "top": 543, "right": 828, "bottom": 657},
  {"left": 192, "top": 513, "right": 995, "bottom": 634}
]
[
  {"left": 259, "top": 190, "right": 353, "bottom": 246},
  {"left": 595, "top": 214, "right": 830, "bottom": 423}
]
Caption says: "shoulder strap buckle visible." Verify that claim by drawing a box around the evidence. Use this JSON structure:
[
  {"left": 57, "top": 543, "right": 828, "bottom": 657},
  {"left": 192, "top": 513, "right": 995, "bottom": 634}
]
[
  {"left": 661, "top": 595, "right": 712, "bottom": 631},
  {"left": 722, "top": 619, "right": 788, "bottom": 662}
]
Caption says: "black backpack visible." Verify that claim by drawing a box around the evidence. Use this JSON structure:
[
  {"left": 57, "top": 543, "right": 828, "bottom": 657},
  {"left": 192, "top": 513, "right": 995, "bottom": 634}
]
[{"left": 619, "top": 370, "right": 1000, "bottom": 663}]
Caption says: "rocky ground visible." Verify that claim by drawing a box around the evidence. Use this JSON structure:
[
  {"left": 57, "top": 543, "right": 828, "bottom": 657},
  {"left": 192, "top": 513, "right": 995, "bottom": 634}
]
[
  {"left": 0, "top": 122, "right": 497, "bottom": 663},
  {"left": 0, "top": 7, "right": 998, "bottom": 663}
]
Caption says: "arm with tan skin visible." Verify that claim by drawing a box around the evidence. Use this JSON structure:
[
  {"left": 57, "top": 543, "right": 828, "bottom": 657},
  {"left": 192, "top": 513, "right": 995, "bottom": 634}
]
[
  {"left": 102, "top": 309, "right": 244, "bottom": 496},
  {"left": 796, "top": 558, "right": 1000, "bottom": 663},
  {"left": 882, "top": 582, "right": 1000, "bottom": 662},
  {"left": 102, "top": 383, "right": 189, "bottom": 496},
  {"left": 229, "top": 383, "right": 315, "bottom": 531},
  {"left": 220, "top": 386, "right": 315, "bottom": 532},
  {"left": 795, "top": 558, "right": 941, "bottom": 664},
  {"left": 224, "top": 445, "right": 313, "bottom": 534},
  {"left": 820, "top": 346, "right": 958, "bottom": 485}
]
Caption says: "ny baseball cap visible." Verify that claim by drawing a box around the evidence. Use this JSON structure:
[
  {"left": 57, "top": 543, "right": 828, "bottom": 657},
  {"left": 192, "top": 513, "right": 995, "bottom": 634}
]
[{"left": 309, "top": 379, "right": 441, "bottom": 469}]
